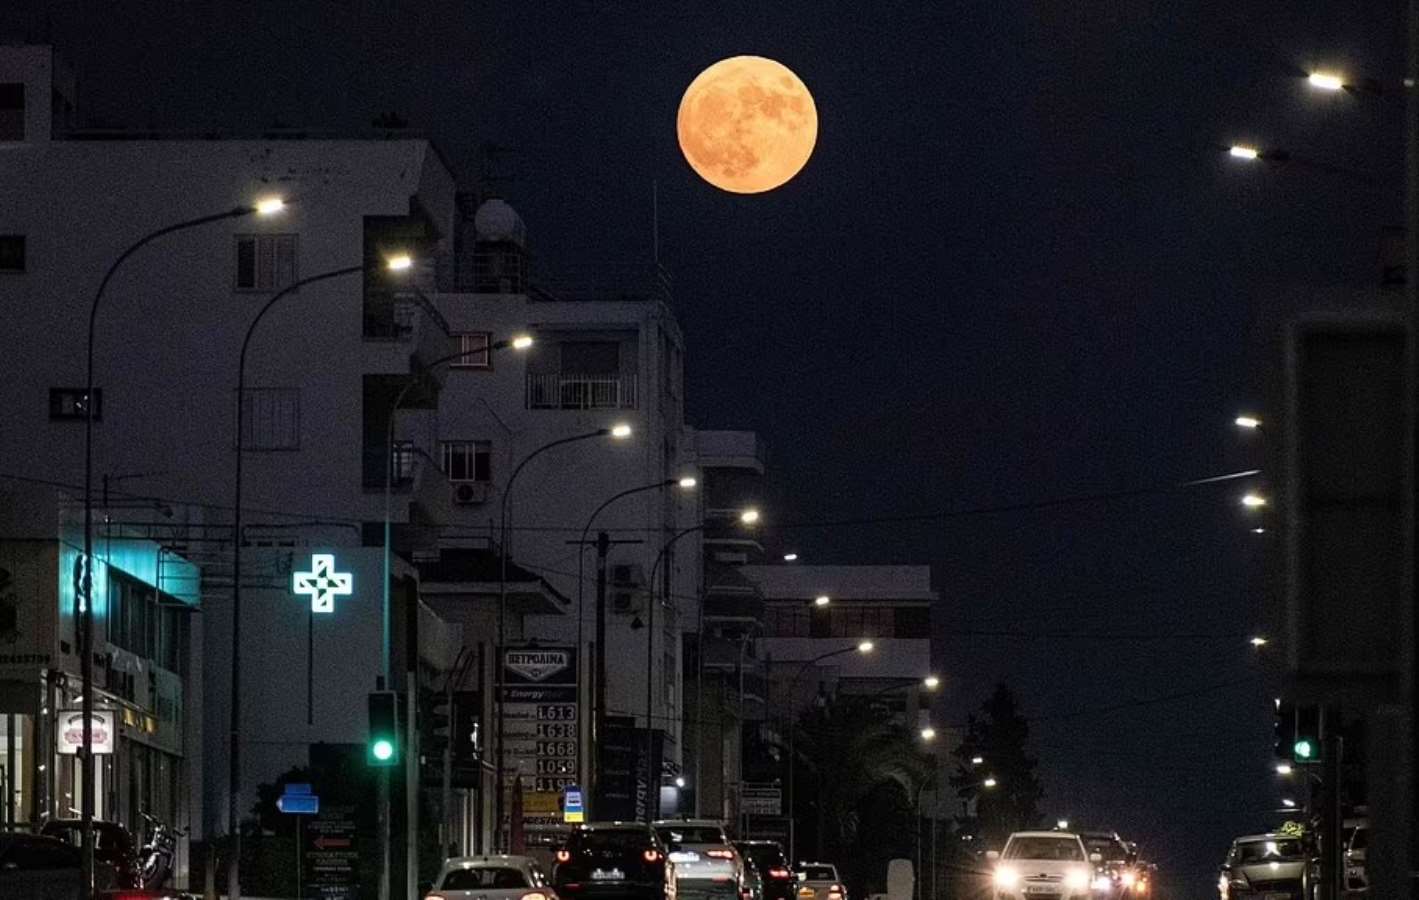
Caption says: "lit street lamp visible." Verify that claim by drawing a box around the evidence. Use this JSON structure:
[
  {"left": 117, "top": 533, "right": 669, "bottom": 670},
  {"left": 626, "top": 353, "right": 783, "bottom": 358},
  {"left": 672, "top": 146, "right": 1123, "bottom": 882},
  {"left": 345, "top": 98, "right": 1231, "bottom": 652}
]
[
  {"left": 1241, "top": 493, "right": 1268, "bottom": 509},
  {"left": 79, "top": 197, "right": 283, "bottom": 897},
  {"left": 920, "top": 726, "right": 937, "bottom": 742},
  {"left": 1250, "top": 636, "right": 1269, "bottom": 648},
  {"left": 814, "top": 594, "right": 831, "bottom": 607},
  {"left": 495, "top": 424, "right": 631, "bottom": 843},
  {"left": 1234, "top": 415, "right": 1263, "bottom": 430},
  {"left": 232, "top": 254, "right": 411, "bottom": 900},
  {"left": 1307, "top": 72, "right": 1345, "bottom": 92},
  {"left": 574, "top": 475, "right": 697, "bottom": 815}
]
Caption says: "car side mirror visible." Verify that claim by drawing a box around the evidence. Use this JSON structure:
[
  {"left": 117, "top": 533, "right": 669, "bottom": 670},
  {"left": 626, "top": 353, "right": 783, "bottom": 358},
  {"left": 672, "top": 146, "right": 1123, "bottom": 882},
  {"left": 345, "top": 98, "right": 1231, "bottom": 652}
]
[
  {"left": 1089, "top": 853, "right": 1103, "bottom": 865},
  {"left": 985, "top": 850, "right": 1000, "bottom": 862}
]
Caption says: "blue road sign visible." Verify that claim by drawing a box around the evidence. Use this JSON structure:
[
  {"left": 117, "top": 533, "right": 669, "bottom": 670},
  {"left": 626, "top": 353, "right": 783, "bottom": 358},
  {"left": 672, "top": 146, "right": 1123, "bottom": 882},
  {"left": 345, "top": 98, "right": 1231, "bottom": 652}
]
[
  {"left": 278, "top": 783, "right": 320, "bottom": 815},
  {"left": 564, "top": 786, "right": 584, "bottom": 823}
]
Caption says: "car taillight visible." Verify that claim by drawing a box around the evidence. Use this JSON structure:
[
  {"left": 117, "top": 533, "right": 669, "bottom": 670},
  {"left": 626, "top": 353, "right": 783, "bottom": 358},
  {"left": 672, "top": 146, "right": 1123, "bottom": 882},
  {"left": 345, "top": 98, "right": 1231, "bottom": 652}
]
[
  {"left": 769, "top": 868, "right": 793, "bottom": 879},
  {"left": 425, "top": 894, "right": 447, "bottom": 900},
  {"left": 707, "top": 849, "right": 735, "bottom": 859},
  {"left": 563, "top": 884, "right": 583, "bottom": 893},
  {"left": 644, "top": 849, "right": 662, "bottom": 863},
  {"left": 556, "top": 849, "right": 572, "bottom": 863},
  {"left": 828, "top": 885, "right": 844, "bottom": 899}
]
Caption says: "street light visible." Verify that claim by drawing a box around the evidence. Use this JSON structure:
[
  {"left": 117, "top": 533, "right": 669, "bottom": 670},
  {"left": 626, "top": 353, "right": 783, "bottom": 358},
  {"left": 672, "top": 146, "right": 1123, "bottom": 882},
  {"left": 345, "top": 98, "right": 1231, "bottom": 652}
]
[
  {"left": 920, "top": 727, "right": 937, "bottom": 741},
  {"left": 983, "top": 777, "right": 999, "bottom": 789},
  {"left": 1242, "top": 493, "right": 1268, "bottom": 508},
  {"left": 786, "top": 641, "right": 876, "bottom": 860},
  {"left": 573, "top": 475, "right": 698, "bottom": 816},
  {"left": 1250, "top": 636, "right": 1269, "bottom": 648},
  {"left": 1057, "top": 819, "right": 1070, "bottom": 831},
  {"left": 78, "top": 198, "right": 283, "bottom": 896},
  {"left": 783, "top": 553, "right": 799, "bottom": 562},
  {"left": 1307, "top": 72, "right": 1345, "bottom": 92},
  {"left": 495, "top": 424, "right": 632, "bottom": 843},
  {"left": 1276, "top": 763, "right": 1294, "bottom": 776},
  {"left": 923, "top": 675, "right": 941, "bottom": 690},
  {"left": 230, "top": 255, "right": 401, "bottom": 900},
  {"left": 971, "top": 755, "right": 985, "bottom": 766},
  {"left": 1282, "top": 798, "right": 1298, "bottom": 809},
  {"left": 814, "top": 595, "right": 831, "bottom": 607},
  {"left": 1235, "top": 415, "right": 1263, "bottom": 430},
  {"left": 1229, "top": 144, "right": 1261, "bottom": 160},
  {"left": 642, "top": 508, "right": 760, "bottom": 822}
]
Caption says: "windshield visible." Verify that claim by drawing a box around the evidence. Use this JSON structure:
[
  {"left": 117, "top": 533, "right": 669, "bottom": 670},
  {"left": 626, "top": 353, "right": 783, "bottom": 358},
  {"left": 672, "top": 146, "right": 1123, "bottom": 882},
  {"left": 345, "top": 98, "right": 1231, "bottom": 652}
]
[
  {"left": 1233, "top": 840, "right": 1306, "bottom": 864},
  {"left": 574, "top": 828, "right": 654, "bottom": 852},
  {"left": 740, "top": 845, "right": 788, "bottom": 870},
  {"left": 800, "top": 866, "right": 838, "bottom": 881},
  {"left": 1349, "top": 829, "right": 1369, "bottom": 852},
  {"left": 657, "top": 825, "right": 727, "bottom": 846},
  {"left": 1005, "top": 837, "right": 1085, "bottom": 861},
  {"left": 441, "top": 868, "right": 529, "bottom": 890}
]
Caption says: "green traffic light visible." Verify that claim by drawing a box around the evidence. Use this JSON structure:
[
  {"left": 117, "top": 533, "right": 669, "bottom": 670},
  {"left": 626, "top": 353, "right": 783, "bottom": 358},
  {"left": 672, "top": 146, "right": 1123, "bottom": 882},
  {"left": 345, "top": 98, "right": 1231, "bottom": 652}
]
[
  {"left": 1294, "top": 739, "right": 1315, "bottom": 760},
  {"left": 372, "top": 738, "right": 395, "bottom": 762}
]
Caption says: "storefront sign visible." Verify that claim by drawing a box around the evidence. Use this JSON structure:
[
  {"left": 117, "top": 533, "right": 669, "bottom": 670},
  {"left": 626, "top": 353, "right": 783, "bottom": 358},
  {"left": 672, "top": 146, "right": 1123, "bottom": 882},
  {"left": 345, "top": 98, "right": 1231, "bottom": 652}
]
[
  {"left": 292, "top": 554, "right": 353, "bottom": 614},
  {"left": 57, "top": 709, "right": 114, "bottom": 755},
  {"left": 502, "top": 646, "right": 579, "bottom": 822}
]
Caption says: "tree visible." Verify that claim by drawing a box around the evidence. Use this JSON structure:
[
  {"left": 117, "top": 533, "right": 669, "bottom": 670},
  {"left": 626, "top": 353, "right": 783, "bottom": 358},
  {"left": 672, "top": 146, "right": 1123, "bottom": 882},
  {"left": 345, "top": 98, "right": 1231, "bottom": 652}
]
[
  {"left": 791, "top": 696, "right": 932, "bottom": 897},
  {"left": 950, "top": 683, "right": 1044, "bottom": 848}
]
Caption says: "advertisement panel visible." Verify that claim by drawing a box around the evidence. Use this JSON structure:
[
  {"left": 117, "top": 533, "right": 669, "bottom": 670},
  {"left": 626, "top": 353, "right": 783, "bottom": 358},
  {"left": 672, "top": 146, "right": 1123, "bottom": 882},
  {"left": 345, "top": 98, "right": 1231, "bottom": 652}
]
[
  {"left": 56, "top": 709, "right": 114, "bottom": 755},
  {"left": 0, "top": 542, "right": 57, "bottom": 683}
]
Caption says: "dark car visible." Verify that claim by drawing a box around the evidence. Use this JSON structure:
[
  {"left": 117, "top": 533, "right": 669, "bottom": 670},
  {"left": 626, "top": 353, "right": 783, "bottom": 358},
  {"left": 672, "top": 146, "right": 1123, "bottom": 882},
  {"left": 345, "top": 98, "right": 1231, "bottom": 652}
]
[
  {"left": 553, "top": 822, "right": 675, "bottom": 900},
  {"left": 40, "top": 818, "right": 142, "bottom": 889},
  {"left": 1079, "top": 831, "right": 1135, "bottom": 898},
  {"left": 0, "top": 831, "right": 122, "bottom": 899},
  {"left": 733, "top": 842, "right": 796, "bottom": 900}
]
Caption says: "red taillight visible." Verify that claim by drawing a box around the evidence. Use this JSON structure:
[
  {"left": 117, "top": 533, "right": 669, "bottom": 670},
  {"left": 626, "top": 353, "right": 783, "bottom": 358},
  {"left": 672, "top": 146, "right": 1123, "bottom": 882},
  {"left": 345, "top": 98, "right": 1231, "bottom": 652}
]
[
  {"left": 563, "top": 884, "right": 583, "bottom": 892},
  {"left": 556, "top": 849, "right": 572, "bottom": 863},
  {"left": 644, "top": 849, "right": 662, "bottom": 863},
  {"left": 769, "top": 868, "right": 793, "bottom": 880},
  {"left": 707, "top": 849, "right": 735, "bottom": 859}
]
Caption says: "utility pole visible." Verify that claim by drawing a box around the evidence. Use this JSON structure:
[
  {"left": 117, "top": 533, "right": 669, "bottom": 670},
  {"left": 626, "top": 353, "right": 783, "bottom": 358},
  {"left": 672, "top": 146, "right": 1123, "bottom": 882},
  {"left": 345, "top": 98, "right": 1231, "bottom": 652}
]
[
  {"left": 1321, "top": 731, "right": 1344, "bottom": 900},
  {"left": 594, "top": 530, "right": 610, "bottom": 816},
  {"left": 406, "top": 583, "right": 420, "bottom": 900}
]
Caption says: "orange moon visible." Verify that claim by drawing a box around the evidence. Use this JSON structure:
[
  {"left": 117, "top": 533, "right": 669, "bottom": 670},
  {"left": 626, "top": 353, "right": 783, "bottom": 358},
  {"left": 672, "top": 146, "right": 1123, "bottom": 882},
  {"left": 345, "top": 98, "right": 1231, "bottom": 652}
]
[{"left": 677, "top": 56, "right": 818, "bottom": 194}]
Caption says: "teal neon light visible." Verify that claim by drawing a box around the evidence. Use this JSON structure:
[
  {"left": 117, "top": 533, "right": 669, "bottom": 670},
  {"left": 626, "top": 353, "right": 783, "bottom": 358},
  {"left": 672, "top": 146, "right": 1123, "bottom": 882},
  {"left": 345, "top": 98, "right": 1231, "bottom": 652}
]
[{"left": 293, "top": 554, "right": 353, "bottom": 614}]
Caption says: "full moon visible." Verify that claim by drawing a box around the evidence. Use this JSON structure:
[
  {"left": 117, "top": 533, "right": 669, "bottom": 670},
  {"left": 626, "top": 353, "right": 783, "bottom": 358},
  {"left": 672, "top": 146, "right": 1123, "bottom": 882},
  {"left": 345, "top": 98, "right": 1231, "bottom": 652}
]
[{"left": 677, "top": 56, "right": 818, "bottom": 194}]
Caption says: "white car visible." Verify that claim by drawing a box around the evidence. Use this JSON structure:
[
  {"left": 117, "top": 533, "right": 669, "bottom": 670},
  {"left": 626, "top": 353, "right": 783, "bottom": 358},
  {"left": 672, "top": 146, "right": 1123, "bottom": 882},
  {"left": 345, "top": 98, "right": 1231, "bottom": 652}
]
[
  {"left": 427, "top": 855, "right": 557, "bottom": 900},
  {"left": 988, "top": 831, "right": 1101, "bottom": 900},
  {"left": 653, "top": 819, "right": 743, "bottom": 899},
  {"left": 795, "top": 862, "right": 846, "bottom": 900}
]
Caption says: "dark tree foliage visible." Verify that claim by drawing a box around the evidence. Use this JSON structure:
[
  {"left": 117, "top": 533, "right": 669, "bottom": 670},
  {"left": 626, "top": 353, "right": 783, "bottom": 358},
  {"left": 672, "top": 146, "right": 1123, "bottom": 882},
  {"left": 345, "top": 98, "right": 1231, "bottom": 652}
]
[{"left": 950, "top": 683, "right": 1044, "bottom": 850}]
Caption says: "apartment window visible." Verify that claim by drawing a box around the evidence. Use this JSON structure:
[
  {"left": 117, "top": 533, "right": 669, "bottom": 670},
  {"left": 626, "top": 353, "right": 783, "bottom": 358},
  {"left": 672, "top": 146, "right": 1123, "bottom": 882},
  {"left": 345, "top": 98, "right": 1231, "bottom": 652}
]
[
  {"left": 238, "top": 388, "right": 300, "bottom": 450},
  {"left": 234, "top": 234, "right": 298, "bottom": 291},
  {"left": 0, "top": 235, "right": 24, "bottom": 272},
  {"left": 766, "top": 603, "right": 809, "bottom": 638},
  {"left": 0, "top": 83, "right": 22, "bottom": 141},
  {"left": 560, "top": 341, "right": 620, "bottom": 374},
  {"left": 442, "top": 440, "right": 492, "bottom": 483},
  {"left": 451, "top": 332, "right": 492, "bottom": 369},
  {"left": 49, "top": 388, "right": 101, "bottom": 421},
  {"left": 827, "top": 605, "right": 896, "bottom": 638}
]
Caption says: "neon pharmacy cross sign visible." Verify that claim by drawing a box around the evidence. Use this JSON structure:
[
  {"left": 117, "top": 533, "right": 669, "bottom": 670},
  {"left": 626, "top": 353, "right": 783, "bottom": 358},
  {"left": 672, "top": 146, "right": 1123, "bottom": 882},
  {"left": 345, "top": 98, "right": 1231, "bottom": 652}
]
[{"left": 292, "top": 554, "right": 353, "bottom": 613}]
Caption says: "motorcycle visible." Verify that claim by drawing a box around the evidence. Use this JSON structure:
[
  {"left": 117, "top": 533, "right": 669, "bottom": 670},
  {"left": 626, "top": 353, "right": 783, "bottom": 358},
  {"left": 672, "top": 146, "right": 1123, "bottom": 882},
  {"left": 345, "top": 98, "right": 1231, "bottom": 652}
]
[{"left": 138, "top": 810, "right": 186, "bottom": 890}]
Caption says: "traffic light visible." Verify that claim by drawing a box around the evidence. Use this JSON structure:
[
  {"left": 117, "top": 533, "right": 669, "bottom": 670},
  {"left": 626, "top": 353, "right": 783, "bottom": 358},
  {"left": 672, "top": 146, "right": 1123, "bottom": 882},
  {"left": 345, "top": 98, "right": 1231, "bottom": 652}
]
[
  {"left": 1273, "top": 700, "right": 1296, "bottom": 759},
  {"left": 453, "top": 690, "right": 481, "bottom": 764},
  {"left": 1295, "top": 704, "right": 1321, "bottom": 763},
  {"left": 427, "top": 695, "right": 454, "bottom": 757},
  {"left": 367, "top": 690, "right": 399, "bottom": 767}
]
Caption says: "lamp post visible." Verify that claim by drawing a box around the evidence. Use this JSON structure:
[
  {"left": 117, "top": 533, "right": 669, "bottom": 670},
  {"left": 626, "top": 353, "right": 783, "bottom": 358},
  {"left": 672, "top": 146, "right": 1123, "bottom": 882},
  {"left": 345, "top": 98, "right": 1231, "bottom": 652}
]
[
  {"left": 575, "top": 476, "right": 696, "bottom": 816},
  {"left": 494, "top": 424, "right": 631, "bottom": 847},
  {"left": 641, "top": 508, "right": 759, "bottom": 822},
  {"left": 384, "top": 336, "right": 531, "bottom": 900},
  {"left": 78, "top": 197, "right": 283, "bottom": 897},
  {"left": 229, "top": 257, "right": 404, "bottom": 900},
  {"left": 785, "top": 641, "right": 874, "bottom": 863}
]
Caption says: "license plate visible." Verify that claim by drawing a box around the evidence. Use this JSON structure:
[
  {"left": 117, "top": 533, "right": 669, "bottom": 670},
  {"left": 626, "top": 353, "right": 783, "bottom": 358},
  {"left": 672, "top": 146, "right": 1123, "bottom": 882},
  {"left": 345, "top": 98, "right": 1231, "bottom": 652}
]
[
  {"left": 1025, "top": 887, "right": 1058, "bottom": 895},
  {"left": 1263, "top": 895, "right": 1290, "bottom": 900},
  {"left": 671, "top": 852, "right": 701, "bottom": 863},
  {"left": 592, "top": 869, "right": 625, "bottom": 881}
]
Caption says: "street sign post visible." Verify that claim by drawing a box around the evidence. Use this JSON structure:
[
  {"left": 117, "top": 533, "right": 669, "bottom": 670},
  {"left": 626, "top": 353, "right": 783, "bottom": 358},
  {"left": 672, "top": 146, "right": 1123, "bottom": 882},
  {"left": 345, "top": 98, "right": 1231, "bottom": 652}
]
[{"left": 278, "top": 783, "right": 321, "bottom": 816}]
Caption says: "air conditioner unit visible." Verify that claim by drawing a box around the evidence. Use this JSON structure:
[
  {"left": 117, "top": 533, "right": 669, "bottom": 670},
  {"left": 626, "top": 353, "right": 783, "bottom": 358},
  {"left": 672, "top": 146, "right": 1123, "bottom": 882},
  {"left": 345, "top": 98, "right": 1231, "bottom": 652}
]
[
  {"left": 452, "top": 482, "right": 490, "bottom": 505},
  {"left": 611, "top": 564, "right": 644, "bottom": 587}
]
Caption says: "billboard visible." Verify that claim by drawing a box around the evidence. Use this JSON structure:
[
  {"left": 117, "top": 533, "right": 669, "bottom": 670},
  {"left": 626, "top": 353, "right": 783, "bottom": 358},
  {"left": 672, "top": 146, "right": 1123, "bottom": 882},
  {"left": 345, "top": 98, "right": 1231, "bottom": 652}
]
[{"left": 502, "top": 647, "right": 579, "bottom": 826}]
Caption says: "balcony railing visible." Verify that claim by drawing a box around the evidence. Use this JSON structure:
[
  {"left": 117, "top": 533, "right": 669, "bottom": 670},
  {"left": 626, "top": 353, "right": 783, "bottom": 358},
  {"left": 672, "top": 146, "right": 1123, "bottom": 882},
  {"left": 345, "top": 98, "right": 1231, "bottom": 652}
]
[{"left": 527, "top": 373, "right": 637, "bottom": 410}]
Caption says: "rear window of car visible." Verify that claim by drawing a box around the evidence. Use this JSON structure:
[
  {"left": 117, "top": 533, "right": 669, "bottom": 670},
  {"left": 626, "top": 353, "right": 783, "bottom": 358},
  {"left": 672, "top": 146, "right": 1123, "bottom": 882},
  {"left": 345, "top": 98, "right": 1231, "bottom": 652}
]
[
  {"left": 657, "top": 825, "right": 726, "bottom": 846},
  {"left": 1005, "top": 837, "right": 1084, "bottom": 861},
  {"left": 741, "top": 845, "right": 787, "bottom": 869},
  {"left": 1350, "top": 828, "right": 1369, "bottom": 852},
  {"left": 574, "top": 828, "right": 655, "bottom": 852},
  {"left": 441, "top": 868, "right": 529, "bottom": 890},
  {"left": 1084, "top": 837, "right": 1127, "bottom": 861},
  {"left": 800, "top": 866, "right": 838, "bottom": 881}
]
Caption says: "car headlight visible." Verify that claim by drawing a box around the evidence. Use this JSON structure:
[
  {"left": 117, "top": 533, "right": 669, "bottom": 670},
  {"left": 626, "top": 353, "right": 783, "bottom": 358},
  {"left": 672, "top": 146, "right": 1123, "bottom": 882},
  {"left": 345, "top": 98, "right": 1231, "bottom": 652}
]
[
  {"left": 1065, "top": 869, "right": 1091, "bottom": 891},
  {"left": 994, "top": 866, "right": 1020, "bottom": 889},
  {"left": 1091, "top": 874, "right": 1113, "bottom": 891},
  {"left": 1120, "top": 871, "right": 1136, "bottom": 888}
]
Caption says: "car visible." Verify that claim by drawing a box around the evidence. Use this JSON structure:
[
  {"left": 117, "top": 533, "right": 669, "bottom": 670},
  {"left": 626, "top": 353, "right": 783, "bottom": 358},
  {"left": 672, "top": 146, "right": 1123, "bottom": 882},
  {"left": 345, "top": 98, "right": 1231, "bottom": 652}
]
[
  {"left": 553, "top": 822, "right": 676, "bottom": 900},
  {"left": 734, "top": 841, "right": 797, "bottom": 900},
  {"left": 1218, "top": 833, "right": 1309, "bottom": 900},
  {"left": 1078, "top": 830, "right": 1138, "bottom": 897},
  {"left": 794, "top": 862, "right": 845, "bottom": 900},
  {"left": 1344, "top": 821, "right": 1369, "bottom": 895},
  {"left": 426, "top": 855, "right": 557, "bottom": 900},
  {"left": 0, "top": 831, "right": 122, "bottom": 899},
  {"left": 653, "top": 820, "right": 742, "bottom": 900},
  {"left": 987, "top": 831, "right": 1100, "bottom": 900},
  {"left": 39, "top": 818, "right": 142, "bottom": 890}
]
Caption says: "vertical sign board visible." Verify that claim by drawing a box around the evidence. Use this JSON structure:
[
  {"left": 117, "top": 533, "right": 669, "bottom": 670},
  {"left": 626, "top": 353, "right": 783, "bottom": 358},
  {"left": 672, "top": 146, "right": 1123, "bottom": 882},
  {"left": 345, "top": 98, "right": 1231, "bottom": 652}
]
[
  {"left": 305, "top": 803, "right": 359, "bottom": 900},
  {"left": 598, "top": 718, "right": 661, "bottom": 822},
  {"left": 501, "top": 647, "right": 578, "bottom": 829}
]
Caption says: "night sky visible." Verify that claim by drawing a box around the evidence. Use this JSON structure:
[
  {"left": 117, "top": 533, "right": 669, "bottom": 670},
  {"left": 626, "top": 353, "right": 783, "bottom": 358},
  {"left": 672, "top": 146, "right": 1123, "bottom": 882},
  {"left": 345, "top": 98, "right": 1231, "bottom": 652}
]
[{"left": 8, "top": 2, "right": 1406, "bottom": 896}]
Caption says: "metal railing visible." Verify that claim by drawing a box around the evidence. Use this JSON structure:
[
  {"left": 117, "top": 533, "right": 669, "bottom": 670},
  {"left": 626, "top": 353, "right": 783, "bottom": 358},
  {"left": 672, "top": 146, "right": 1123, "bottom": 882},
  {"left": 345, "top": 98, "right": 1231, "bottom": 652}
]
[{"left": 526, "top": 373, "right": 637, "bottom": 410}]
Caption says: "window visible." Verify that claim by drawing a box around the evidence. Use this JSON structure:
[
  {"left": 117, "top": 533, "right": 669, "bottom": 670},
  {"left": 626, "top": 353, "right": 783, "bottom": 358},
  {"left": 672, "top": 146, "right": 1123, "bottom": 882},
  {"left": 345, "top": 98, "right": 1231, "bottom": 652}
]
[
  {"left": 0, "top": 83, "right": 23, "bottom": 141},
  {"left": 234, "top": 234, "right": 298, "bottom": 291},
  {"left": 238, "top": 388, "right": 300, "bottom": 450},
  {"left": 49, "top": 388, "right": 101, "bottom": 421},
  {"left": 765, "top": 603, "right": 809, "bottom": 638},
  {"left": 560, "top": 341, "right": 620, "bottom": 374},
  {"left": 451, "top": 332, "right": 492, "bottom": 368},
  {"left": 442, "top": 440, "right": 492, "bottom": 483},
  {"left": 0, "top": 235, "right": 24, "bottom": 272}
]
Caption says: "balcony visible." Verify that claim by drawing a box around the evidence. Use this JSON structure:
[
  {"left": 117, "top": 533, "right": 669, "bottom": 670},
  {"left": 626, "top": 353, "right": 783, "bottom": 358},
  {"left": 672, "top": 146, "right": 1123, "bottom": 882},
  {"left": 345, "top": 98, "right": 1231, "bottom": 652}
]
[
  {"left": 362, "top": 442, "right": 454, "bottom": 523},
  {"left": 527, "top": 372, "right": 637, "bottom": 410}
]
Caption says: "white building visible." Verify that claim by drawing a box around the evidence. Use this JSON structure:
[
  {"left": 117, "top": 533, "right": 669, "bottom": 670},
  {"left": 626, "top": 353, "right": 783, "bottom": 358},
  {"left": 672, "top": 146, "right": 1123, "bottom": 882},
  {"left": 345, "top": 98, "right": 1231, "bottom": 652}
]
[{"left": 0, "top": 44, "right": 703, "bottom": 879}]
